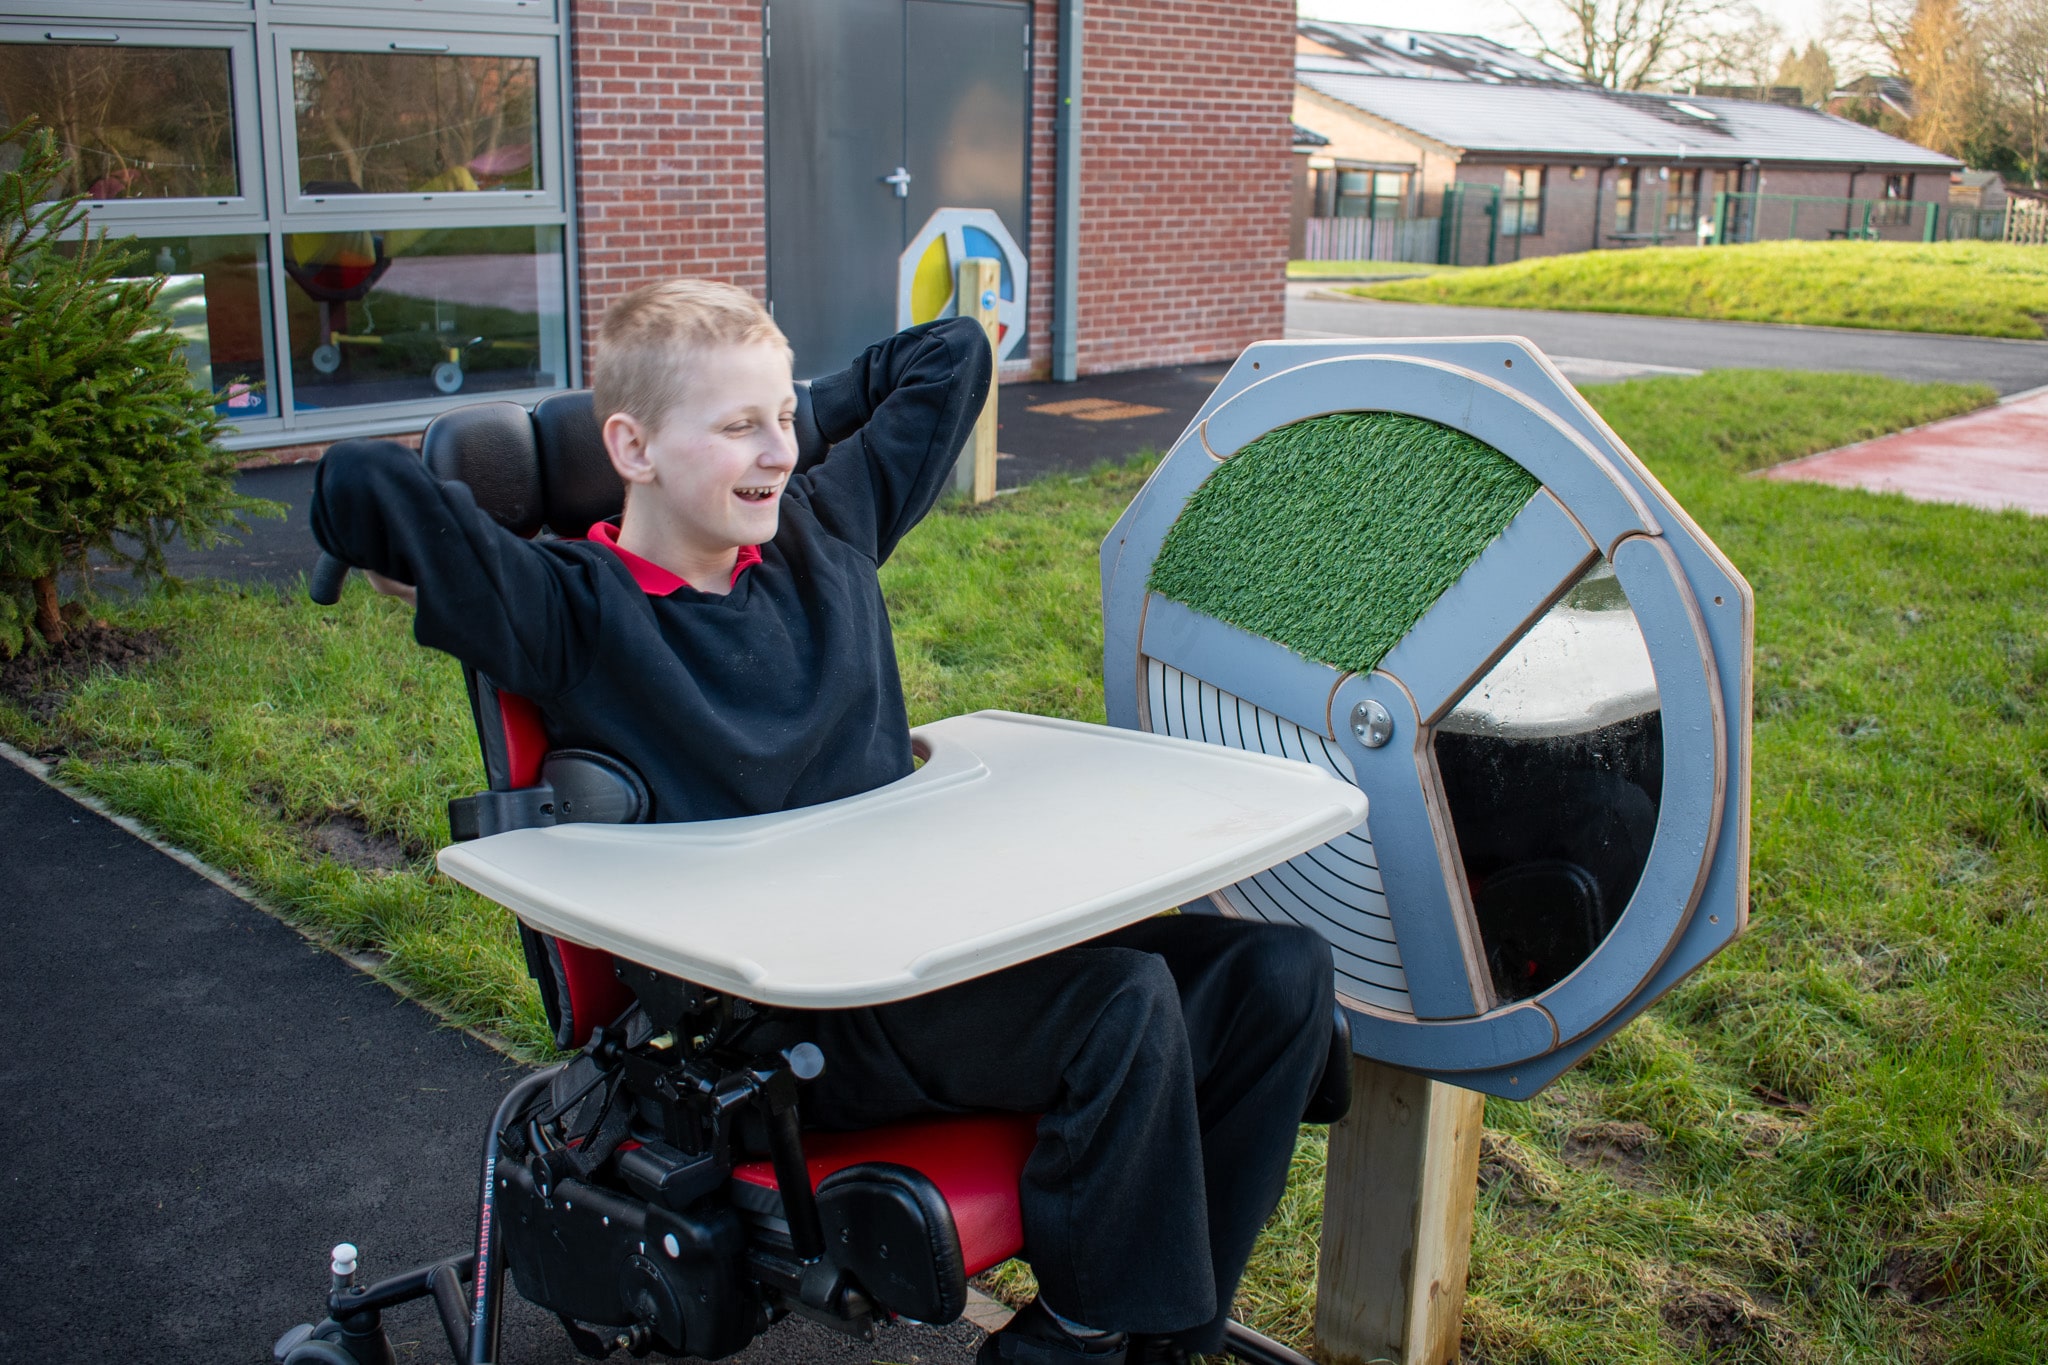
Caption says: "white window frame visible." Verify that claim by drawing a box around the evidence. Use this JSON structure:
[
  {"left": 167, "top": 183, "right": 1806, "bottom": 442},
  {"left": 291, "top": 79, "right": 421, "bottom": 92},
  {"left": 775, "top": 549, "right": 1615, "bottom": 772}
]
[{"left": 0, "top": 22, "right": 266, "bottom": 224}]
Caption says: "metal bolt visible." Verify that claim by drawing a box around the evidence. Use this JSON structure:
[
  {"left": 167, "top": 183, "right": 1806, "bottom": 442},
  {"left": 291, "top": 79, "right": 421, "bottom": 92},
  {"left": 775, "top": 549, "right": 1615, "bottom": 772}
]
[
  {"left": 1349, "top": 700, "right": 1394, "bottom": 748},
  {"left": 663, "top": 1233, "right": 682, "bottom": 1259}
]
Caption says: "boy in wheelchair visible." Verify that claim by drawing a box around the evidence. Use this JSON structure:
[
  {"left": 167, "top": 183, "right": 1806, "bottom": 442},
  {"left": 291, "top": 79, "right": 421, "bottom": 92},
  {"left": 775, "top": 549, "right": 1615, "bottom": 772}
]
[{"left": 307, "top": 280, "right": 1340, "bottom": 1365}]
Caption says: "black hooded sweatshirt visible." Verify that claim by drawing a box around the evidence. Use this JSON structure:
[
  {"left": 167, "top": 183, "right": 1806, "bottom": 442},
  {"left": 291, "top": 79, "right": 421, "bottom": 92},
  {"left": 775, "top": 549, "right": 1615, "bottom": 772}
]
[{"left": 309, "top": 317, "right": 992, "bottom": 822}]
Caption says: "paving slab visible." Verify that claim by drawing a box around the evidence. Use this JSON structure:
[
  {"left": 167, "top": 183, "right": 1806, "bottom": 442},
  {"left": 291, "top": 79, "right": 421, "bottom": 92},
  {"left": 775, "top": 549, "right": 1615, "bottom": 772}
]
[
  {"left": 1761, "top": 387, "right": 2048, "bottom": 515},
  {"left": 0, "top": 751, "right": 983, "bottom": 1365}
]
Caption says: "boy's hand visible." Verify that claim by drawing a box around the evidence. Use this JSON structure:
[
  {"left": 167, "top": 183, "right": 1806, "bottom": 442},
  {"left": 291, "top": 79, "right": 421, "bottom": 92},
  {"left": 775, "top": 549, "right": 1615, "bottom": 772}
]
[{"left": 365, "top": 570, "right": 418, "bottom": 607}]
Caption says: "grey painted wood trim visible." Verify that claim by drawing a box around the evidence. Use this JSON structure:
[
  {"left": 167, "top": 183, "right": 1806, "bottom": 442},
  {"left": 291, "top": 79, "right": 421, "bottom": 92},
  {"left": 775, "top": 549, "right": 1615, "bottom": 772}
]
[
  {"left": 1342, "top": 995, "right": 1558, "bottom": 1082},
  {"left": 1375, "top": 489, "right": 1596, "bottom": 724},
  {"left": 1329, "top": 672, "right": 1484, "bottom": 1021},
  {"left": 1139, "top": 595, "right": 1345, "bottom": 739},
  {"left": 1521, "top": 534, "right": 1727, "bottom": 1047},
  {"left": 1102, "top": 449, "right": 1216, "bottom": 732}
]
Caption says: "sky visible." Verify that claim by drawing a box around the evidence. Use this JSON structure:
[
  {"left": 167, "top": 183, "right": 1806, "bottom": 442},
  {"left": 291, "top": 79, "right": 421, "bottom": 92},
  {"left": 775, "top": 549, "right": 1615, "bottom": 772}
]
[{"left": 1297, "top": 0, "right": 1839, "bottom": 63}]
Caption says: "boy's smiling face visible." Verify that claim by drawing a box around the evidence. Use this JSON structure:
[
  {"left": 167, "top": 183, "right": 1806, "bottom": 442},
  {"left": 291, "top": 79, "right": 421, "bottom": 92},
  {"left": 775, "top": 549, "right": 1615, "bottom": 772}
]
[{"left": 602, "top": 339, "right": 798, "bottom": 588}]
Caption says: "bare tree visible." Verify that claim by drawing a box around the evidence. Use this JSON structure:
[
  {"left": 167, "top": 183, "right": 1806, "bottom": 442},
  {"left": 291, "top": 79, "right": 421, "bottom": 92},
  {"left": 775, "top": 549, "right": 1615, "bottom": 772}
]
[
  {"left": 1989, "top": 0, "right": 2048, "bottom": 182},
  {"left": 1687, "top": 2, "right": 1790, "bottom": 90},
  {"left": 1508, "top": 0, "right": 1723, "bottom": 88}
]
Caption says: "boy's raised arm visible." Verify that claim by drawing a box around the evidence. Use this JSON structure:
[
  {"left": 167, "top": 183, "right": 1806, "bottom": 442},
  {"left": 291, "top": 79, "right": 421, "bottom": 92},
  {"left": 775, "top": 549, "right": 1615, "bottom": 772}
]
[
  {"left": 799, "top": 316, "right": 993, "bottom": 562},
  {"left": 311, "top": 440, "right": 599, "bottom": 700}
]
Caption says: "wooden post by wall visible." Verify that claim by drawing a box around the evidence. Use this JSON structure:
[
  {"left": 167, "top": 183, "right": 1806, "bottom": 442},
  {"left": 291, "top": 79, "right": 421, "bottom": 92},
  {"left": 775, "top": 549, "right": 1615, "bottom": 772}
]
[
  {"left": 955, "top": 257, "right": 1001, "bottom": 503},
  {"left": 1315, "top": 1057, "right": 1486, "bottom": 1365}
]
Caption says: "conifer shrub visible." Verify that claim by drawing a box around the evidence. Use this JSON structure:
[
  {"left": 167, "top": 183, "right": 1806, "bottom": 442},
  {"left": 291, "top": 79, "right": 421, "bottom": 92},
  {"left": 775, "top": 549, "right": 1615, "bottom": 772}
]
[{"left": 0, "top": 119, "right": 272, "bottom": 657}]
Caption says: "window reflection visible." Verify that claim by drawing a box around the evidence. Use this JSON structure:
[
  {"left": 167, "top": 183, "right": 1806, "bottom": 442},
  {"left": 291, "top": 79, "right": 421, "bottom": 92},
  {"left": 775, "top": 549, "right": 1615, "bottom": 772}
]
[
  {"left": 1433, "top": 560, "right": 1663, "bottom": 1003},
  {"left": 285, "top": 223, "right": 565, "bottom": 408},
  {"left": 0, "top": 44, "right": 238, "bottom": 199},
  {"left": 74, "top": 234, "right": 272, "bottom": 417},
  {"left": 291, "top": 51, "right": 539, "bottom": 195}
]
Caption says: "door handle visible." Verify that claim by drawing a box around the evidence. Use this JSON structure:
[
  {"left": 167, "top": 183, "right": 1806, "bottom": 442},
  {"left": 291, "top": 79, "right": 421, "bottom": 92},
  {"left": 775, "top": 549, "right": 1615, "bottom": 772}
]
[{"left": 881, "top": 167, "right": 912, "bottom": 199}]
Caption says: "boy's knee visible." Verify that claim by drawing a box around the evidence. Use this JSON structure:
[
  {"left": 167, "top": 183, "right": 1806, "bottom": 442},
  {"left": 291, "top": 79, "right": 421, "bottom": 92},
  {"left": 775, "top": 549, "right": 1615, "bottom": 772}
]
[
  {"left": 1089, "top": 948, "right": 1186, "bottom": 1058},
  {"left": 1237, "top": 922, "right": 1334, "bottom": 1021}
]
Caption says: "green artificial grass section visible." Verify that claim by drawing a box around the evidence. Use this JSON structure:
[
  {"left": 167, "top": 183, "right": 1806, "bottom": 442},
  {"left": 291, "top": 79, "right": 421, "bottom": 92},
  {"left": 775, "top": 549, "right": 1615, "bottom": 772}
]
[
  {"left": 14, "top": 369, "right": 2046, "bottom": 1361},
  {"left": 1146, "top": 412, "right": 1539, "bottom": 676},
  {"left": 1352, "top": 240, "right": 2048, "bottom": 340}
]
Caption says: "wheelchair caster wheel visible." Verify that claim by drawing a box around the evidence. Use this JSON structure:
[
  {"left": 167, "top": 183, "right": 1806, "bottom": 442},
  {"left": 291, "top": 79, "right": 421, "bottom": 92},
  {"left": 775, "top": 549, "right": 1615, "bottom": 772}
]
[
  {"left": 273, "top": 1324, "right": 358, "bottom": 1365},
  {"left": 311, "top": 344, "right": 341, "bottom": 374},
  {"left": 432, "top": 360, "right": 465, "bottom": 394}
]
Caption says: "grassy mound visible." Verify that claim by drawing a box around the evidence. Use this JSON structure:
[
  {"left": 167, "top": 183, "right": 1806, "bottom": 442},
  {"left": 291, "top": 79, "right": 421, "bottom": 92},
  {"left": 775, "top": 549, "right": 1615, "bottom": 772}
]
[
  {"left": 1352, "top": 240, "right": 2048, "bottom": 340},
  {"left": 1147, "top": 413, "right": 1537, "bottom": 675}
]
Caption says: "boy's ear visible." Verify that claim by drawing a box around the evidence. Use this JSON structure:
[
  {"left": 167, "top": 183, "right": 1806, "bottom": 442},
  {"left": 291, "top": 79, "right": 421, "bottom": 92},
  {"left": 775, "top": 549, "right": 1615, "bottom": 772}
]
[{"left": 602, "top": 412, "right": 658, "bottom": 488}]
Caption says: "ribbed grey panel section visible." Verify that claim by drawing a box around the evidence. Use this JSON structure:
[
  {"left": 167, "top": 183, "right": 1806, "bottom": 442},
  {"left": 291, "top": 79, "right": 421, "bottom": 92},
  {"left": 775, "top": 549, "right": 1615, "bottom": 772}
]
[{"left": 1145, "top": 659, "right": 1414, "bottom": 1017}]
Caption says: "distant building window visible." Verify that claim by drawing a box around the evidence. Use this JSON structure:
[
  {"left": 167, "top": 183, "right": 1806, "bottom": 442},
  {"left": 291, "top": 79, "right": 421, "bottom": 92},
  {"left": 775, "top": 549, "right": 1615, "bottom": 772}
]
[
  {"left": 1876, "top": 172, "right": 1913, "bottom": 225},
  {"left": 1500, "top": 165, "right": 1543, "bottom": 235},
  {"left": 1664, "top": 168, "right": 1700, "bottom": 234},
  {"left": 1315, "top": 166, "right": 1409, "bottom": 219},
  {"left": 1613, "top": 168, "right": 1637, "bottom": 234}
]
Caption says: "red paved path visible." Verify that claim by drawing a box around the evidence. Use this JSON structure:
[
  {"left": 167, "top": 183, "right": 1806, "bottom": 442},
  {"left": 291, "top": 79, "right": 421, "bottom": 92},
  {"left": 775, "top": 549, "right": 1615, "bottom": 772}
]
[{"left": 1763, "top": 388, "right": 2048, "bottom": 515}]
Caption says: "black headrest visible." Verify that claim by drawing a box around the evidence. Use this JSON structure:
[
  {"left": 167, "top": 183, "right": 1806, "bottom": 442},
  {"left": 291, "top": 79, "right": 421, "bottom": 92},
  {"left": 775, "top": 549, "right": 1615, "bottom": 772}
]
[
  {"left": 419, "top": 383, "right": 828, "bottom": 540},
  {"left": 531, "top": 391, "right": 622, "bottom": 536},
  {"left": 421, "top": 402, "right": 548, "bottom": 538}
]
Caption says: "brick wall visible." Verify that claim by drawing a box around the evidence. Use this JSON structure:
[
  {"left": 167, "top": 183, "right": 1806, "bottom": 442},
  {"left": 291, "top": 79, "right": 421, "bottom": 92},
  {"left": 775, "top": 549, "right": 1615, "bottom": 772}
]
[
  {"left": 569, "top": 0, "right": 767, "bottom": 369},
  {"left": 1065, "top": 1, "right": 1295, "bottom": 374}
]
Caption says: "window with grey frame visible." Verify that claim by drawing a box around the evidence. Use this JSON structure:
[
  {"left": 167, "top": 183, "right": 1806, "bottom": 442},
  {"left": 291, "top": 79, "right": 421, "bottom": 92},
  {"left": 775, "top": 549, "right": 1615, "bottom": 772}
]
[
  {"left": 1612, "top": 167, "right": 1637, "bottom": 235},
  {"left": 1498, "top": 165, "right": 1543, "bottom": 236},
  {"left": 1313, "top": 166, "right": 1410, "bottom": 220},
  {"left": 0, "top": 5, "right": 575, "bottom": 445}
]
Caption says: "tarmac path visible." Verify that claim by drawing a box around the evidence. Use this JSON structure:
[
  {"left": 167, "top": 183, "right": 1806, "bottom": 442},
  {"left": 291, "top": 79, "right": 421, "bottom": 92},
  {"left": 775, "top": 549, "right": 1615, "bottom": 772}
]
[
  {"left": 0, "top": 753, "right": 983, "bottom": 1365},
  {"left": 1285, "top": 285, "right": 2048, "bottom": 397}
]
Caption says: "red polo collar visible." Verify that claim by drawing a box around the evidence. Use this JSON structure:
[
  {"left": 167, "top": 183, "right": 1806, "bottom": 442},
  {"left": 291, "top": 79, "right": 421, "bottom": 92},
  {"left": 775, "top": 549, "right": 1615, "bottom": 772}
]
[{"left": 586, "top": 521, "right": 761, "bottom": 596}]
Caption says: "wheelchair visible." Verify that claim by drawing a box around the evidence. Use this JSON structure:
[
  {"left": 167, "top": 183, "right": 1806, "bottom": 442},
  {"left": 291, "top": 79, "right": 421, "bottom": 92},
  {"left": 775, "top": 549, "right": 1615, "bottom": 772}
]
[{"left": 280, "top": 387, "right": 1354, "bottom": 1365}]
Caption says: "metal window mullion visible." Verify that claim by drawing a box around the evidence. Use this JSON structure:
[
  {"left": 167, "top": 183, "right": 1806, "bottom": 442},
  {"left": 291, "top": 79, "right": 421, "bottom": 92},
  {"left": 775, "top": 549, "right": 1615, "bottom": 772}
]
[
  {"left": 269, "top": 26, "right": 563, "bottom": 215},
  {"left": 2, "top": 22, "right": 266, "bottom": 224}
]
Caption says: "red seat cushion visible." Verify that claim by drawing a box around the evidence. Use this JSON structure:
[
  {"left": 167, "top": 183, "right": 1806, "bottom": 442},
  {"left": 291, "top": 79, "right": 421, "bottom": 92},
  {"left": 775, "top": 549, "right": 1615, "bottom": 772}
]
[{"left": 732, "top": 1112, "right": 1038, "bottom": 1276}]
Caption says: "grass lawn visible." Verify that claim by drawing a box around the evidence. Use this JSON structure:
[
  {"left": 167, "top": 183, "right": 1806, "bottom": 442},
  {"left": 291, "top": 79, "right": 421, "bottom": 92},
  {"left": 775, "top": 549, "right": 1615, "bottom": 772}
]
[
  {"left": 9, "top": 369, "right": 2047, "bottom": 1361},
  {"left": 1350, "top": 241, "right": 2048, "bottom": 341}
]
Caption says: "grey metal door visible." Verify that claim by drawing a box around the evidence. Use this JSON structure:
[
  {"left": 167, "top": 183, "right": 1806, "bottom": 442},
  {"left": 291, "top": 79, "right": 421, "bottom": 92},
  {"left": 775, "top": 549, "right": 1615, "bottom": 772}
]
[
  {"left": 905, "top": 0, "right": 1030, "bottom": 249},
  {"left": 767, "top": 0, "right": 1028, "bottom": 378},
  {"left": 765, "top": 0, "right": 906, "bottom": 377}
]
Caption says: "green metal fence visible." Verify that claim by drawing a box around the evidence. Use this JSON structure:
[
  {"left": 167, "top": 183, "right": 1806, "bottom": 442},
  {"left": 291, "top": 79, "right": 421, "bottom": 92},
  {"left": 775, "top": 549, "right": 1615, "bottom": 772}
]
[
  {"left": 1710, "top": 191, "right": 1945, "bottom": 245},
  {"left": 1438, "top": 183, "right": 1544, "bottom": 267}
]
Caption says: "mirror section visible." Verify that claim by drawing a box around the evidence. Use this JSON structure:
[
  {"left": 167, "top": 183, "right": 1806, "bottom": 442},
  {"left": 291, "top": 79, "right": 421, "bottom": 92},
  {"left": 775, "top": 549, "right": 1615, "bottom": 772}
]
[{"left": 1432, "top": 560, "right": 1663, "bottom": 1003}]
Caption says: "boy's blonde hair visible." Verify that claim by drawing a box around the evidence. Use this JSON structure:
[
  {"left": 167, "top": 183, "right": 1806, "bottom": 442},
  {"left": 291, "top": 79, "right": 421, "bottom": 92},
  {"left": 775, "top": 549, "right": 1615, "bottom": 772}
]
[{"left": 593, "top": 279, "right": 792, "bottom": 433}]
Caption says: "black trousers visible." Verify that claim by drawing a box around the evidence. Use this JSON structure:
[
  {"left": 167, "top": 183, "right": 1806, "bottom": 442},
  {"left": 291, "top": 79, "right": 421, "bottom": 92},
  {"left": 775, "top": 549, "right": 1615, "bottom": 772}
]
[{"left": 800, "top": 914, "right": 1335, "bottom": 1352}]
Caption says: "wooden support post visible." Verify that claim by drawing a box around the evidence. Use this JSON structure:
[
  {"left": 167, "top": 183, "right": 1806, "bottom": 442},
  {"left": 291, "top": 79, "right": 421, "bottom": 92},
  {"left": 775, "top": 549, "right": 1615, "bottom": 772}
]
[
  {"left": 1315, "top": 1057, "right": 1486, "bottom": 1365},
  {"left": 955, "top": 256, "right": 1001, "bottom": 503}
]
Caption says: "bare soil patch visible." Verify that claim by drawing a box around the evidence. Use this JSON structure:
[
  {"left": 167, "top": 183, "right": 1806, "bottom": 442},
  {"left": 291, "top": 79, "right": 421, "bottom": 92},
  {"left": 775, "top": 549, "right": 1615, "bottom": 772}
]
[
  {"left": 303, "top": 811, "right": 414, "bottom": 872},
  {"left": 1662, "top": 1286, "right": 1775, "bottom": 1359},
  {"left": 0, "top": 620, "right": 169, "bottom": 728},
  {"left": 1561, "top": 1120, "right": 1662, "bottom": 1188}
]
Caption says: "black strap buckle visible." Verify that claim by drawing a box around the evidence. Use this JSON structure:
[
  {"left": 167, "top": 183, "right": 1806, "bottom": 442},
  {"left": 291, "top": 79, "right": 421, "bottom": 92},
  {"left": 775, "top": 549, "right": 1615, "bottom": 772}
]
[{"left": 448, "top": 786, "right": 559, "bottom": 841}]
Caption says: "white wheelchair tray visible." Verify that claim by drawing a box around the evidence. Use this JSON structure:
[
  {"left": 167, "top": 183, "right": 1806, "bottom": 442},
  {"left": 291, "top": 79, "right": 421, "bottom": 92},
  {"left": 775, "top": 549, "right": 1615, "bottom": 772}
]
[{"left": 437, "top": 710, "right": 1369, "bottom": 1008}]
